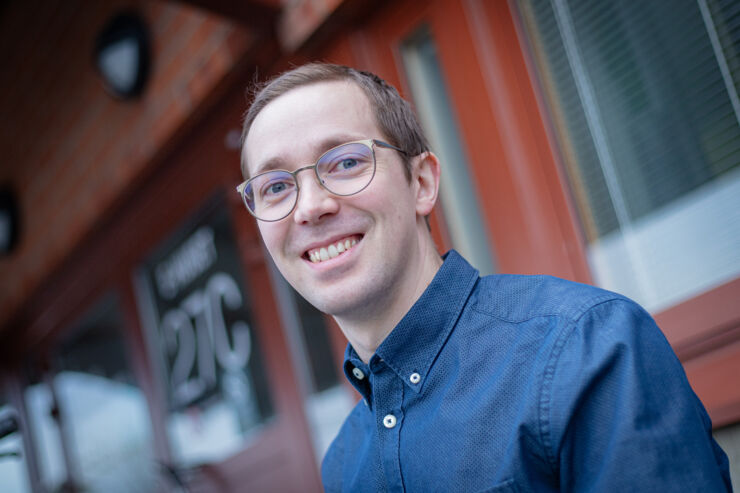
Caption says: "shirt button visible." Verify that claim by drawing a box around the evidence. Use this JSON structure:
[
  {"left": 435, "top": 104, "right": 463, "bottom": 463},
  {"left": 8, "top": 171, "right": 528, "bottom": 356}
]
[
  {"left": 383, "top": 414, "right": 397, "bottom": 429},
  {"left": 409, "top": 372, "right": 421, "bottom": 384},
  {"left": 352, "top": 367, "right": 365, "bottom": 380}
]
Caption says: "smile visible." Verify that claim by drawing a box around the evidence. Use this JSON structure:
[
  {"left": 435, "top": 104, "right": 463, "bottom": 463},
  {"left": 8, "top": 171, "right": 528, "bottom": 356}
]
[{"left": 306, "top": 235, "right": 362, "bottom": 263}]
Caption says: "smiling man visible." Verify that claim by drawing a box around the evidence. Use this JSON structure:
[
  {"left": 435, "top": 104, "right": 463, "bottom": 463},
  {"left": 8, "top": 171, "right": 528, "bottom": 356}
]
[{"left": 238, "top": 64, "right": 731, "bottom": 492}]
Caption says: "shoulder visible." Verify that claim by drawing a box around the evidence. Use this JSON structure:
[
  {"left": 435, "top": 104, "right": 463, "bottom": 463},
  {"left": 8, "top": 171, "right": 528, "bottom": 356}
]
[
  {"left": 470, "top": 273, "right": 628, "bottom": 323},
  {"left": 467, "top": 274, "right": 663, "bottom": 390}
]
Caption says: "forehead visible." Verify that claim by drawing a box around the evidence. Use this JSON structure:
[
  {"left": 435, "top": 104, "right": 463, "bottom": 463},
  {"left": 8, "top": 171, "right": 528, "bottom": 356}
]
[{"left": 244, "top": 81, "right": 379, "bottom": 175}]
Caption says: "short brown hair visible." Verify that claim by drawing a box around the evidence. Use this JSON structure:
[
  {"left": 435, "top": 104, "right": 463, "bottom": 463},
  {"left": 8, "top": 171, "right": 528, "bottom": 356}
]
[{"left": 240, "top": 63, "right": 429, "bottom": 179}]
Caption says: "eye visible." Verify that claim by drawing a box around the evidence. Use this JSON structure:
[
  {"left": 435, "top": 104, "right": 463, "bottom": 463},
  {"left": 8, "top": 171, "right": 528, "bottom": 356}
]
[
  {"left": 324, "top": 153, "right": 371, "bottom": 175},
  {"left": 259, "top": 175, "right": 294, "bottom": 200},
  {"left": 317, "top": 142, "right": 374, "bottom": 178},
  {"left": 267, "top": 182, "right": 287, "bottom": 194},
  {"left": 337, "top": 158, "right": 359, "bottom": 170}
]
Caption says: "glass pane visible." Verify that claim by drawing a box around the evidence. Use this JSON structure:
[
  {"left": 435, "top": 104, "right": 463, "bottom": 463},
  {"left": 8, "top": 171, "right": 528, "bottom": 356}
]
[
  {"left": 135, "top": 194, "right": 274, "bottom": 466},
  {"left": 292, "top": 289, "right": 339, "bottom": 394},
  {"left": 283, "top": 285, "right": 352, "bottom": 462},
  {"left": 400, "top": 25, "right": 496, "bottom": 275},
  {"left": 24, "top": 365, "right": 74, "bottom": 491},
  {"left": 53, "top": 294, "right": 159, "bottom": 492},
  {"left": 521, "top": 0, "right": 740, "bottom": 238},
  {"left": 519, "top": 0, "right": 620, "bottom": 241},
  {"left": 0, "top": 403, "right": 30, "bottom": 493},
  {"left": 519, "top": 0, "right": 740, "bottom": 310},
  {"left": 708, "top": 0, "right": 740, "bottom": 96},
  {"left": 264, "top": 252, "right": 353, "bottom": 464}
]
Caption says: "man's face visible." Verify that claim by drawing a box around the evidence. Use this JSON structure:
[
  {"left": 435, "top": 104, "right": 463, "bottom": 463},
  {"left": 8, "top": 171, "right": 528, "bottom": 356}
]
[{"left": 244, "top": 81, "right": 426, "bottom": 318}]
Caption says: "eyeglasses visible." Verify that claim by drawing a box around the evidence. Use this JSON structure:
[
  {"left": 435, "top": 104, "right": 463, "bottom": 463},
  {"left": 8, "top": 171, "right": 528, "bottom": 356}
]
[{"left": 236, "top": 139, "right": 405, "bottom": 222}]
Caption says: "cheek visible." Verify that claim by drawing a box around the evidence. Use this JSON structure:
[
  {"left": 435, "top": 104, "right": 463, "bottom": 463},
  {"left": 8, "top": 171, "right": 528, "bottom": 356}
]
[
  {"left": 379, "top": 188, "right": 416, "bottom": 225},
  {"left": 363, "top": 175, "right": 415, "bottom": 214},
  {"left": 258, "top": 223, "right": 287, "bottom": 257}
]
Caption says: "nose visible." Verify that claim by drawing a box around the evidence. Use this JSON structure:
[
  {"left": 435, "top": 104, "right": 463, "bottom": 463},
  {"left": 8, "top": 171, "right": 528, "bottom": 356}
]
[{"left": 292, "top": 171, "right": 339, "bottom": 224}]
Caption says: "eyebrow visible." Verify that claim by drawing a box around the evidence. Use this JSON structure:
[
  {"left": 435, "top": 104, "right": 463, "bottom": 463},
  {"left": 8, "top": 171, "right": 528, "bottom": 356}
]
[
  {"left": 250, "top": 134, "right": 366, "bottom": 176},
  {"left": 251, "top": 156, "right": 288, "bottom": 176}
]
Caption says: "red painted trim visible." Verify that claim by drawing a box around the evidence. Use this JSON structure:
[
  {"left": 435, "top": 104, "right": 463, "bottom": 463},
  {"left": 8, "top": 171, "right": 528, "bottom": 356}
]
[
  {"left": 683, "top": 337, "right": 740, "bottom": 428},
  {"left": 656, "top": 277, "right": 740, "bottom": 356},
  {"left": 654, "top": 278, "right": 740, "bottom": 427}
]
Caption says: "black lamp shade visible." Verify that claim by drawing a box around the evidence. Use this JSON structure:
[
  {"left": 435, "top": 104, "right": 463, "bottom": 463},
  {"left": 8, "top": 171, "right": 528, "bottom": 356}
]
[
  {"left": 95, "top": 12, "right": 150, "bottom": 99},
  {"left": 0, "top": 186, "right": 20, "bottom": 255}
]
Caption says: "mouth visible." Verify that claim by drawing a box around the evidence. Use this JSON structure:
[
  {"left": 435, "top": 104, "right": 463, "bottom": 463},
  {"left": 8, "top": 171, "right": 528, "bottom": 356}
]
[{"left": 304, "top": 234, "right": 363, "bottom": 263}]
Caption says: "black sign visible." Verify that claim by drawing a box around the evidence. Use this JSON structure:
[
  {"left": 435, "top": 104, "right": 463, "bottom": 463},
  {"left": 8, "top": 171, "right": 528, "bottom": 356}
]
[{"left": 136, "top": 194, "right": 272, "bottom": 430}]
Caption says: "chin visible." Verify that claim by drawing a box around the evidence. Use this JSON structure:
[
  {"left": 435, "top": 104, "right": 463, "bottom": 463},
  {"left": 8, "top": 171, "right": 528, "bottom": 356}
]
[
  {"left": 299, "top": 290, "right": 360, "bottom": 317},
  {"left": 295, "top": 279, "right": 371, "bottom": 316}
]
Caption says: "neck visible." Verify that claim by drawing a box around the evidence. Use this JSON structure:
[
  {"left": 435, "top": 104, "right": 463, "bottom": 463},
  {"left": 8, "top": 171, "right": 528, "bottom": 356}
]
[{"left": 334, "top": 237, "right": 443, "bottom": 363}]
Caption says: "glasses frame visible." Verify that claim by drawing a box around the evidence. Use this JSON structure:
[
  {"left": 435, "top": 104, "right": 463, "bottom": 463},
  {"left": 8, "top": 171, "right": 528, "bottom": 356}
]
[{"left": 236, "top": 139, "right": 406, "bottom": 222}]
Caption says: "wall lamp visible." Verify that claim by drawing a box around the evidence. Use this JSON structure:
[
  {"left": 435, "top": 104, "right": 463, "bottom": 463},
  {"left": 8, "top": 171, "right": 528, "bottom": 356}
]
[{"left": 94, "top": 11, "right": 151, "bottom": 99}]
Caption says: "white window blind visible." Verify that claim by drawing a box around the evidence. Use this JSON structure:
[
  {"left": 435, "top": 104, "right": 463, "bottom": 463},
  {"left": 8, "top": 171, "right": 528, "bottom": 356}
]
[{"left": 519, "top": 0, "right": 740, "bottom": 311}]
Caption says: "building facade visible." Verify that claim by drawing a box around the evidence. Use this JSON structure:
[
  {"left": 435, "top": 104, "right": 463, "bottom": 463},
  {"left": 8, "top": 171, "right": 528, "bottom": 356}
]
[{"left": 1, "top": 0, "right": 738, "bottom": 491}]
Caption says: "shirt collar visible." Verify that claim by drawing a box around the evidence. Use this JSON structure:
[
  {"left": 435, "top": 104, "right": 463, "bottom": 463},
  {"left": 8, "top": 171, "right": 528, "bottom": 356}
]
[{"left": 343, "top": 250, "right": 479, "bottom": 396}]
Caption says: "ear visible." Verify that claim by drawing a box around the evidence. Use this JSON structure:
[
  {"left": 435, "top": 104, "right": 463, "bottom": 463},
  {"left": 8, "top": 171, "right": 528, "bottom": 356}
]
[{"left": 412, "top": 151, "right": 441, "bottom": 217}]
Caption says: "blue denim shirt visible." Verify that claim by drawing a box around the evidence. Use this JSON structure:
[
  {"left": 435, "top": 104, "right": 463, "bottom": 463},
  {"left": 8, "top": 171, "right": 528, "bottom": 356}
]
[{"left": 321, "top": 251, "right": 731, "bottom": 492}]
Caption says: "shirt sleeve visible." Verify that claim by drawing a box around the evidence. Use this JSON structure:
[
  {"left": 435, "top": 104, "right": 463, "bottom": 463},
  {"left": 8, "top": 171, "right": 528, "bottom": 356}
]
[{"left": 544, "top": 298, "right": 732, "bottom": 491}]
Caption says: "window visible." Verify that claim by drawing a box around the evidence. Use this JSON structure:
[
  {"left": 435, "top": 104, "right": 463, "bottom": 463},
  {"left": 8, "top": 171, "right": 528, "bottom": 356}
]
[
  {"left": 267, "top": 262, "right": 353, "bottom": 462},
  {"left": 52, "top": 295, "right": 158, "bottom": 491},
  {"left": 23, "top": 295, "right": 158, "bottom": 492},
  {"left": 519, "top": 0, "right": 740, "bottom": 311},
  {"left": 22, "top": 369, "right": 67, "bottom": 492},
  {"left": 0, "top": 401, "right": 30, "bottom": 493},
  {"left": 401, "top": 25, "right": 497, "bottom": 275}
]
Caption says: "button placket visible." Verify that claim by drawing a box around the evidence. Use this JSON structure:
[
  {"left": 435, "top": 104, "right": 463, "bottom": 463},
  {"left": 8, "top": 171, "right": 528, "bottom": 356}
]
[{"left": 372, "top": 364, "right": 405, "bottom": 491}]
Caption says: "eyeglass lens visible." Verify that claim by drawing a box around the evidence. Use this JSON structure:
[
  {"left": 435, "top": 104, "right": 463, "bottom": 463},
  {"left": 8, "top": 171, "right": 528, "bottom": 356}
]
[{"left": 243, "top": 142, "right": 376, "bottom": 221}]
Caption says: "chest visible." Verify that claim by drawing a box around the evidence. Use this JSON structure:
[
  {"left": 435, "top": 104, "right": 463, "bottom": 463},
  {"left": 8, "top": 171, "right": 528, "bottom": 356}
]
[{"left": 328, "top": 347, "right": 556, "bottom": 492}]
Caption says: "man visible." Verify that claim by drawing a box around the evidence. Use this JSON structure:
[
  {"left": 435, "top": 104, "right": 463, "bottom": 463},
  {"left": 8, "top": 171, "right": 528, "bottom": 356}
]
[{"left": 238, "top": 63, "right": 732, "bottom": 492}]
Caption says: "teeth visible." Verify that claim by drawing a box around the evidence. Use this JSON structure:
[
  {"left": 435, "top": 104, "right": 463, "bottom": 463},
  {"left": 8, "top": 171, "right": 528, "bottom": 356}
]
[{"left": 307, "top": 236, "right": 360, "bottom": 263}]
